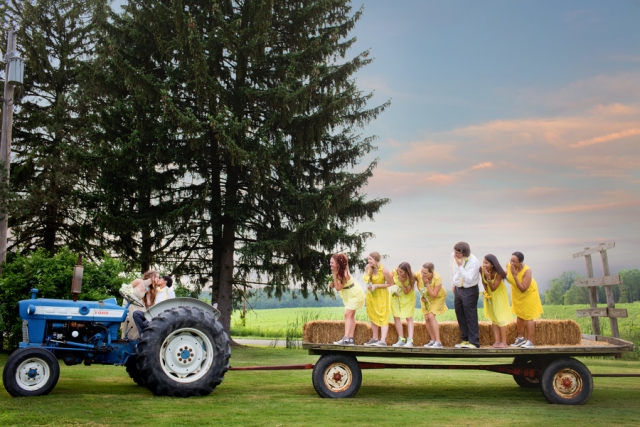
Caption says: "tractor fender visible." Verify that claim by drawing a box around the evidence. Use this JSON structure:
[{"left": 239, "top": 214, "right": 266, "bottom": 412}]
[{"left": 143, "top": 298, "right": 221, "bottom": 322}]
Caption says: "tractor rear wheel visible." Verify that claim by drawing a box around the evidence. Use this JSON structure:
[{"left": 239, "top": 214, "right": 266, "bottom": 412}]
[
  {"left": 3, "top": 348, "right": 60, "bottom": 397},
  {"left": 136, "top": 306, "right": 231, "bottom": 397},
  {"left": 125, "top": 354, "right": 147, "bottom": 386}
]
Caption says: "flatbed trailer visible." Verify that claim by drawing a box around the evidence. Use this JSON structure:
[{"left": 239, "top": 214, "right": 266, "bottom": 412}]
[{"left": 285, "top": 334, "right": 634, "bottom": 405}]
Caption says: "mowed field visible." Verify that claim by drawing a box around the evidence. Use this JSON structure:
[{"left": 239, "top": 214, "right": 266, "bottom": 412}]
[{"left": 1, "top": 347, "right": 640, "bottom": 427}]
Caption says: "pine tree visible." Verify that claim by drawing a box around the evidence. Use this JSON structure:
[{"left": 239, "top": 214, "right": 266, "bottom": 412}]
[
  {"left": 6, "top": 0, "right": 104, "bottom": 254},
  {"left": 85, "top": 1, "right": 202, "bottom": 274},
  {"left": 103, "top": 0, "right": 389, "bottom": 332}
]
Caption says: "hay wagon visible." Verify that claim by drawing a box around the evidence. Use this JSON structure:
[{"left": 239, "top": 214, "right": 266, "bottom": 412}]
[
  {"left": 232, "top": 319, "right": 634, "bottom": 405},
  {"left": 301, "top": 334, "right": 633, "bottom": 405}
]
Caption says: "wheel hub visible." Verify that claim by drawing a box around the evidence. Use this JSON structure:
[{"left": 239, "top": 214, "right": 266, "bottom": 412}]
[
  {"left": 16, "top": 358, "right": 50, "bottom": 391},
  {"left": 160, "top": 327, "right": 214, "bottom": 383},
  {"left": 552, "top": 368, "right": 583, "bottom": 399},
  {"left": 324, "top": 363, "right": 352, "bottom": 393}
]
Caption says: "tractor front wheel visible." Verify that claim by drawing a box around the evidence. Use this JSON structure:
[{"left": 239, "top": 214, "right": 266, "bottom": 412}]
[
  {"left": 2, "top": 348, "right": 60, "bottom": 397},
  {"left": 136, "top": 306, "right": 231, "bottom": 397}
]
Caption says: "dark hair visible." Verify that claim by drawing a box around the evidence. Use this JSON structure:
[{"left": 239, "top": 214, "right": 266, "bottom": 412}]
[
  {"left": 453, "top": 242, "right": 471, "bottom": 257},
  {"left": 483, "top": 254, "right": 507, "bottom": 279},
  {"left": 397, "top": 262, "right": 416, "bottom": 286},
  {"left": 331, "top": 253, "right": 349, "bottom": 284},
  {"left": 422, "top": 262, "right": 434, "bottom": 272},
  {"left": 163, "top": 275, "right": 173, "bottom": 288},
  {"left": 512, "top": 251, "right": 524, "bottom": 263}
]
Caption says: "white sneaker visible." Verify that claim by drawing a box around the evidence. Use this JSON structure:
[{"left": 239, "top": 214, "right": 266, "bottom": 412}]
[
  {"left": 521, "top": 340, "right": 535, "bottom": 349},
  {"left": 510, "top": 337, "right": 526, "bottom": 347},
  {"left": 392, "top": 338, "right": 406, "bottom": 347},
  {"left": 431, "top": 341, "right": 443, "bottom": 349},
  {"left": 404, "top": 339, "right": 414, "bottom": 348},
  {"left": 372, "top": 340, "right": 387, "bottom": 347},
  {"left": 424, "top": 340, "right": 435, "bottom": 348},
  {"left": 333, "top": 336, "right": 347, "bottom": 345},
  {"left": 363, "top": 338, "right": 378, "bottom": 346}
]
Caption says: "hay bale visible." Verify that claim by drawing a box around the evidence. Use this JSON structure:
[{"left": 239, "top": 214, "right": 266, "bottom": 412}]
[
  {"left": 302, "top": 320, "right": 371, "bottom": 345},
  {"left": 303, "top": 319, "right": 582, "bottom": 346}
]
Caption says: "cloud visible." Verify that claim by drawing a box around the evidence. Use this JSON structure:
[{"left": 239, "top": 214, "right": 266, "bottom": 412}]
[
  {"left": 519, "top": 199, "right": 640, "bottom": 214},
  {"left": 368, "top": 161, "right": 495, "bottom": 195},
  {"left": 570, "top": 128, "right": 640, "bottom": 148}
]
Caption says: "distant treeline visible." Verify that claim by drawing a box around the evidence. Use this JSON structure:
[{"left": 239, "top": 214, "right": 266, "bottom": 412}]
[
  {"left": 544, "top": 269, "right": 640, "bottom": 305},
  {"left": 205, "top": 268, "right": 640, "bottom": 312},
  {"left": 203, "top": 288, "right": 465, "bottom": 310}
]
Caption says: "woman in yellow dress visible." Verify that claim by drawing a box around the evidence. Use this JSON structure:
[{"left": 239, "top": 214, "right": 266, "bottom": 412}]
[
  {"left": 330, "top": 253, "right": 365, "bottom": 345},
  {"left": 480, "top": 255, "right": 512, "bottom": 348},
  {"left": 363, "top": 252, "right": 393, "bottom": 346},
  {"left": 506, "top": 251, "right": 543, "bottom": 349},
  {"left": 417, "top": 262, "right": 447, "bottom": 349},
  {"left": 390, "top": 262, "right": 417, "bottom": 347}
]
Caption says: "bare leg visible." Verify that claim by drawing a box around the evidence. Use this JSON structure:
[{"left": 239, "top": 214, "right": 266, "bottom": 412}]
[
  {"left": 516, "top": 316, "right": 525, "bottom": 338},
  {"left": 424, "top": 316, "right": 435, "bottom": 341},
  {"left": 525, "top": 320, "right": 535, "bottom": 342},
  {"left": 381, "top": 324, "right": 389, "bottom": 342},
  {"left": 407, "top": 317, "right": 414, "bottom": 340},
  {"left": 394, "top": 317, "right": 404, "bottom": 339},
  {"left": 370, "top": 323, "right": 379, "bottom": 340},
  {"left": 499, "top": 325, "right": 507, "bottom": 344},
  {"left": 430, "top": 316, "right": 441, "bottom": 343},
  {"left": 492, "top": 324, "right": 501, "bottom": 345},
  {"left": 345, "top": 309, "right": 356, "bottom": 338}
]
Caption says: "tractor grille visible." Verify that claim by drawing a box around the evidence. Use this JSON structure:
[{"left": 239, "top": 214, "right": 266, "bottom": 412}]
[{"left": 22, "top": 320, "right": 29, "bottom": 342}]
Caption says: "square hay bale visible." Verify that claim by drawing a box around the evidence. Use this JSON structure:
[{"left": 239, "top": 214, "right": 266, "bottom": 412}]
[{"left": 303, "top": 319, "right": 582, "bottom": 346}]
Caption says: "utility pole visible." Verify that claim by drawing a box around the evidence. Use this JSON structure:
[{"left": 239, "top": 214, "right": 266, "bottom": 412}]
[{"left": 0, "top": 27, "right": 20, "bottom": 272}]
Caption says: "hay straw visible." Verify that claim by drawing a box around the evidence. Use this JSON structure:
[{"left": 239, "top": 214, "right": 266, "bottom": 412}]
[{"left": 303, "top": 319, "right": 582, "bottom": 346}]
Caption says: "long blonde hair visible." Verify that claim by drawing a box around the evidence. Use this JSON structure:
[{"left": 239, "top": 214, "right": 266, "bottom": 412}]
[
  {"left": 397, "top": 262, "right": 416, "bottom": 286},
  {"left": 365, "top": 252, "right": 381, "bottom": 276},
  {"left": 142, "top": 270, "right": 158, "bottom": 308}
]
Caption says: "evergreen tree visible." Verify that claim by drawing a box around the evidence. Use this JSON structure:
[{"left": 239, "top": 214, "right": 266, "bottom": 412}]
[
  {"left": 6, "top": 0, "right": 104, "bottom": 254},
  {"left": 104, "top": 0, "right": 389, "bottom": 332},
  {"left": 86, "top": 1, "right": 201, "bottom": 274}
]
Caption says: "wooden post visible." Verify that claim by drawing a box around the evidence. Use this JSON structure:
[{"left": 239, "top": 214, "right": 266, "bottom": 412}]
[
  {"left": 0, "top": 28, "right": 17, "bottom": 273},
  {"left": 584, "top": 247, "right": 601, "bottom": 335},
  {"left": 600, "top": 247, "right": 620, "bottom": 337}
]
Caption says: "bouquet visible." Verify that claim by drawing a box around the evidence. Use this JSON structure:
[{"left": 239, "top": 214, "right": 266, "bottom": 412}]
[{"left": 483, "top": 290, "right": 492, "bottom": 304}]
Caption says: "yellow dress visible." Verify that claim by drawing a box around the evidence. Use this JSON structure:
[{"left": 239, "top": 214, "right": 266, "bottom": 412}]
[
  {"left": 339, "top": 277, "right": 365, "bottom": 311},
  {"left": 416, "top": 271, "right": 447, "bottom": 316},
  {"left": 481, "top": 270, "right": 512, "bottom": 327},
  {"left": 506, "top": 264, "right": 543, "bottom": 321},
  {"left": 364, "top": 264, "right": 391, "bottom": 327},
  {"left": 390, "top": 269, "right": 415, "bottom": 319}
]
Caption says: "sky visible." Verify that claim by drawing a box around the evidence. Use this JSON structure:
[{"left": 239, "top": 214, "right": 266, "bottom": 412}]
[{"left": 346, "top": 0, "right": 640, "bottom": 289}]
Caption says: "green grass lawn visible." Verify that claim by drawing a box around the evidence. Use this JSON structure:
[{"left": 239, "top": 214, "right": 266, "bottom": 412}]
[{"left": 1, "top": 347, "right": 640, "bottom": 426}]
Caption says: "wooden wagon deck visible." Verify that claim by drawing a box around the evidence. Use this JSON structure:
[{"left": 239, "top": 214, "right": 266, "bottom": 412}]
[{"left": 303, "top": 334, "right": 634, "bottom": 358}]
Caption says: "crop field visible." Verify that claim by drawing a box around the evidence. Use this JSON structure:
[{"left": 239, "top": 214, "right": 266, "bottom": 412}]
[{"left": 1, "top": 347, "right": 640, "bottom": 426}]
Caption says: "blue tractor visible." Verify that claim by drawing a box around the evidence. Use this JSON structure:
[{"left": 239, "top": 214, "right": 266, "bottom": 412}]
[{"left": 2, "top": 261, "right": 231, "bottom": 398}]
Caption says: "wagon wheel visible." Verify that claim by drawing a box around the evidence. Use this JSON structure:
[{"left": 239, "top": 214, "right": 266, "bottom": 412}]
[
  {"left": 512, "top": 356, "right": 543, "bottom": 388},
  {"left": 540, "top": 358, "right": 593, "bottom": 405},
  {"left": 312, "top": 353, "right": 362, "bottom": 398}
]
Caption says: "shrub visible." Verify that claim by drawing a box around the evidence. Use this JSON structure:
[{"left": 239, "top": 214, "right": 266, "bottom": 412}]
[{"left": 0, "top": 247, "right": 129, "bottom": 350}]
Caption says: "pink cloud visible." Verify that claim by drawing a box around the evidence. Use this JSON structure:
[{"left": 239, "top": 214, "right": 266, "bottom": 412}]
[
  {"left": 519, "top": 199, "right": 640, "bottom": 214},
  {"left": 570, "top": 128, "right": 640, "bottom": 148}
]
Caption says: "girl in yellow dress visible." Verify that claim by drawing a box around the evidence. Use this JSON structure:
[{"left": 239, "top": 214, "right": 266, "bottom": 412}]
[
  {"left": 390, "top": 262, "right": 417, "bottom": 347},
  {"left": 506, "top": 251, "right": 543, "bottom": 349},
  {"left": 363, "top": 252, "right": 393, "bottom": 346},
  {"left": 480, "top": 254, "right": 512, "bottom": 348},
  {"left": 330, "top": 253, "right": 365, "bottom": 345},
  {"left": 417, "top": 262, "right": 447, "bottom": 349}
]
